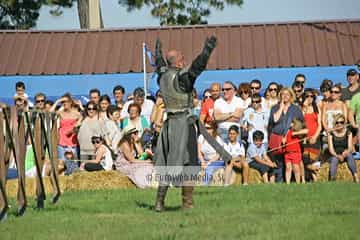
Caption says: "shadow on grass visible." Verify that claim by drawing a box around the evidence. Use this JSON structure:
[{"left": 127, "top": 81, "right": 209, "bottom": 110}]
[{"left": 135, "top": 201, "right": 182, "bottom": 212}]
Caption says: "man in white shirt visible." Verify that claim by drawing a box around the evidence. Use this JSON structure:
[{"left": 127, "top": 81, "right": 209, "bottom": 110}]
[
  {"left": 250, "top": 79, "right": 267, "bottom": 109},
  {"left": 121, "top": 87, "right": 154, "bottom": 123},
  {"left": 242, "top": 93, "right": 270, "bottom": 147},
  {"left": 214, "top": 81, "right": 243, "bottom": 141}
]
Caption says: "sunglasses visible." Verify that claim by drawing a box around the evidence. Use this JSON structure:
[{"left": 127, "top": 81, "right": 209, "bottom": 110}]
[
  {"left": 222, "top": 88, "right": 233, "bottom": 92},
  {"left": 91, "top": 139, "right": 101, "bottom": 144},
  {"left": 251, "top": 86, "right": 260, "bottom": 90},
  {"left": 331, "top": 90, "right": 340, "bottom": 94},
  {"left": 335, "top": 121, "right": 345, "bottom": 125},
  {"left": 305, "top": 94, "right": 314, "bottom": 98},
  {"left": 205, "top": 126, "right": 213, "bottom": 130},
  {"left": 239, "top": 90, "right": 249, "bottom": 94},
  {"left": 252, "top": 100, "right": 261, "bottom": 104},
  {"left": 204, "top": 95, "right": 211, "bottom": 99},
  {"left": 87, "top": 107, "right": 97, "bottom": 111},
  {"left": 269, "top": 88, "right": 277, "bottom": 92},
  {"left": 321, "top": 88, "right": 331, "bottom": 93},
  {"left": 36, "top": 99, "right": 45, "bottom": 103}
]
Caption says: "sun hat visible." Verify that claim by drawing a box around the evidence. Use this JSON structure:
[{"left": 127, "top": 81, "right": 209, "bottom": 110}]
[{"left": 122, "top": 125, "right": 138, "bottom": 136}]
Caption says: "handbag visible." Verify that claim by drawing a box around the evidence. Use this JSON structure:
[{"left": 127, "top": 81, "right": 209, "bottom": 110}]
[{"left": 268, "top": 133, "right": 284, "bottom": 155}]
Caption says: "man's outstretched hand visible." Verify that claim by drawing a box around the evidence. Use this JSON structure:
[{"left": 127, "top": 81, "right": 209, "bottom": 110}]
[
  {"left": 155, "top": 38, "right": 167, "bottom": 71},
  {"left": 205, "top": 36, "right": 217, "bottom": 50},
  {"left": 155, "top": 38, "right": 162, "bottom": 56}
]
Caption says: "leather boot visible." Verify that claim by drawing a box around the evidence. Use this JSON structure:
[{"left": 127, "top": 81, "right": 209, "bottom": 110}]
[
  {"left": 181, "top": 186, "right": 194, "bottom": 209},
  {"left": 155, "top": 186, "right": 168, "bottom": 212}
]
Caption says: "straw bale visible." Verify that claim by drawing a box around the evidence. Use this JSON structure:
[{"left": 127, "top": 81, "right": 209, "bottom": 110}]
[
  {"left": 6, "top": 171, "right": 134, "bottom": 198},
  {"left": 5, "top": 161, "right": 359, "bottom": 197},
  {"left": 317, "top": 161, "right": 360, "bottom": 182}
]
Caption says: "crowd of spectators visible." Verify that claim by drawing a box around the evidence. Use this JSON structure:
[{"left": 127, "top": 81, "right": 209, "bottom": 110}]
[{"left": 5, "top": 62, "right": 360, "bottom": 186}]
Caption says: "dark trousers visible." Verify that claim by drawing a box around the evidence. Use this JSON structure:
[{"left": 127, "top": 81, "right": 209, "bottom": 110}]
[
  {"left": 269, "top": 153, "right": 284, "bottom": 183},
  {"left": 84, "top": 163, "right": 104, "bottom": 172}
]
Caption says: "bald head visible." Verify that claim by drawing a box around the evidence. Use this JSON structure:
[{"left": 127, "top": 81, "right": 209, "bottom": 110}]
[{"left": 166, "top": 50, "right": 185, "bottom": 68}]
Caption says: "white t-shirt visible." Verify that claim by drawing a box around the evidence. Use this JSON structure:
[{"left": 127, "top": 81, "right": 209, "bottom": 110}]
[
  {"left": 224, "top": 141, "right": 245, "bottom": 157},
  {"left": 242, "top": 107, "right": 270, "bottom": 144},
  {"left": 246, "top": 143, "right": 267, "bottom": 163},
  {"left": 198, "top": 135, "right": 224, "bottom": 161},
  {"left": 99, "top": 146, "right": 113, "bottom": 171},
  {"left": 121, "top": 99, "right": 154, "bottom": 123},
  {"left": 214, "top": 96, "right": 242, "bottom": 130},
  {"left": 238, "top": 97, "right": 251, "bottom": 109}
]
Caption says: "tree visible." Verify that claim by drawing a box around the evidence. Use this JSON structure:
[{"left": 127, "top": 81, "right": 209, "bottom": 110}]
[
  {"left": 0, "top": 0, "right": 243, "bottom": 29},
  {"left": 0, "top": 0, "right": 74, "bottom": 29},
  {"left": 119, "top": 0, "right": 243, "bottom": 25}
]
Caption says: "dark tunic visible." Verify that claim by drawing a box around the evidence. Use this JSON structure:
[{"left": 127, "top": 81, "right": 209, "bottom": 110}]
[{"left": 154, "top": 41, "right": 215, "bottom": 182}]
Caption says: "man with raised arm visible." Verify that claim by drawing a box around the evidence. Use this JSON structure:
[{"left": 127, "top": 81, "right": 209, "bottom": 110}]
[{"left": 154, "top": 36, "right": 217, "bottom": 212}]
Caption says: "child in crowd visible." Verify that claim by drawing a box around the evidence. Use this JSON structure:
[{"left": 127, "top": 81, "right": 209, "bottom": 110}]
[
  {"left": 224, "top": 125, "right": 249, "bottom": 186},
  {"left": 247, "top": 130, "right": 277, "bottom": 183},
  {"left": 14, "top": 81, "right": 34, "bottom": 108},
  {"left": 283, "top": 118, "right": 308, "bottom": 184},
  {"left": 64, "top": 148, "right": 79, "bottom": 176}
]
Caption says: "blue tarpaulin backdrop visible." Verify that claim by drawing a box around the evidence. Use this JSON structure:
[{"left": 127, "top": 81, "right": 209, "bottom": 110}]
[{"left": 0, "top": 65, "right": 355, "bottom": 105}]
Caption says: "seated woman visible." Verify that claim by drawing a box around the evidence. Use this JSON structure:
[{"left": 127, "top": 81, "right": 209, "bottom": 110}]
[
  {"left": 115, "top": 125, "right": 154, "bottom": 188},
  {"left": 328, "top": 113, "right": 359, "bottom": 182},
  {"left": 198, "top": 121, "right": 225, "bottom": 185},
  {"left": 80, "top": 136, "right": 113, "bottom": 172},
  {"left": 224, "top": 125, "right": 249, "bottom": 186}
]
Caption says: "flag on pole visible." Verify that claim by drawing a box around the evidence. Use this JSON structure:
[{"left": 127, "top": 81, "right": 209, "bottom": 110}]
[{"left": 143, "top": 44, "right": 156, "bottom": 67}]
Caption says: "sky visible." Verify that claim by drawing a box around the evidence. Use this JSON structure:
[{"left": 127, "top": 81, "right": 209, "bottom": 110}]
[{"left": 35, "top": 0, "right": 360, "bottom": 30}]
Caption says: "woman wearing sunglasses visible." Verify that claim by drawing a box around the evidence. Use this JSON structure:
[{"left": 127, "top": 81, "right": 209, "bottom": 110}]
[
  {"left": 80, "top": 136, "right": 113, "bottom": 172},
  {"left": 78, "top": 101, "right": 109, "bottom": 161},
  {"left": 51, "top": 93, "right": 82, "bottom": 164},
  {"left": 317, "top": 79, "right": 333, "bottom": 111},
  {"left": 301, "top": 89, "right": 322, "bottom": 182},
  {"left": 322, "top": 84, "right": 347, "bottom": 133},
  {"left": 328, "top": 114, "right": 359, "bottom": 182},
  {"left": 264, "top": 82, "right": 280, "bottom": 109}
]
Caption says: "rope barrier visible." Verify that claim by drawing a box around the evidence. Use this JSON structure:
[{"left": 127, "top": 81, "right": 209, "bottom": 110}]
[{"left": 266, "top": 123, "right": 353, "bottom": 154}]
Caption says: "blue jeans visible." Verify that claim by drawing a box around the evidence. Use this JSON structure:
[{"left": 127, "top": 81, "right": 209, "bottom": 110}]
[
  {"left": 204, "top": 161, "right": 225, "bottom": 185},
  {"left": 329, "top": 154, "right": 357, "bottom": 180}
]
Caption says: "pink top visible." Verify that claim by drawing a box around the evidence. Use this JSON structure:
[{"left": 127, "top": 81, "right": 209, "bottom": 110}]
[{"left": 58, "top": 119, "right": 78, "bottom": 147}]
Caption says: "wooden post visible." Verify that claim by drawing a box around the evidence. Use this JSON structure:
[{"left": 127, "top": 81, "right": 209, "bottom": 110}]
[
  {"left": 25, "top": 111, "right": 46, "bottom": 209},
  {"left": 40, "top": 113, "right": 61, "bottom": 204},
  {"left": 0, "top": 111, "right": 9, "bottom": 221}
]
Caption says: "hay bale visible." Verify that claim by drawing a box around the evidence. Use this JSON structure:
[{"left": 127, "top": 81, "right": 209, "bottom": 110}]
[
  {"left": 233, "top": 168, "right": 263, "bottom": 185},
  {"left": 196, "top": 167, "right": 262, "bottom": 186},
  {"left": 5, "top": 161, "right": 359, "bottom": 197},
  {"left": 317, "top": 161, "right": 360, "bottom": 182},
  {"left": 6, "top": 171, "right": 135, "bottom": 198}
]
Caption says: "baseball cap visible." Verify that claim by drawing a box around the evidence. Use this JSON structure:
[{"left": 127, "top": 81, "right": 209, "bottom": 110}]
[{"left": 347, "top": 69, "right": 358, "bottom": 76}]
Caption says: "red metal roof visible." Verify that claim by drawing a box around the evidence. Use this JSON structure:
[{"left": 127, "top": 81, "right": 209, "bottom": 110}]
[{"left": 0, "top": 20, "right": 359, "bottom": 76}]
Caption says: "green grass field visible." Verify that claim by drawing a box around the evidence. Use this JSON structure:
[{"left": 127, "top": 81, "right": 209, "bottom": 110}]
[{"left": 1, "top": 183, "right": 360, "bottom": 240}]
